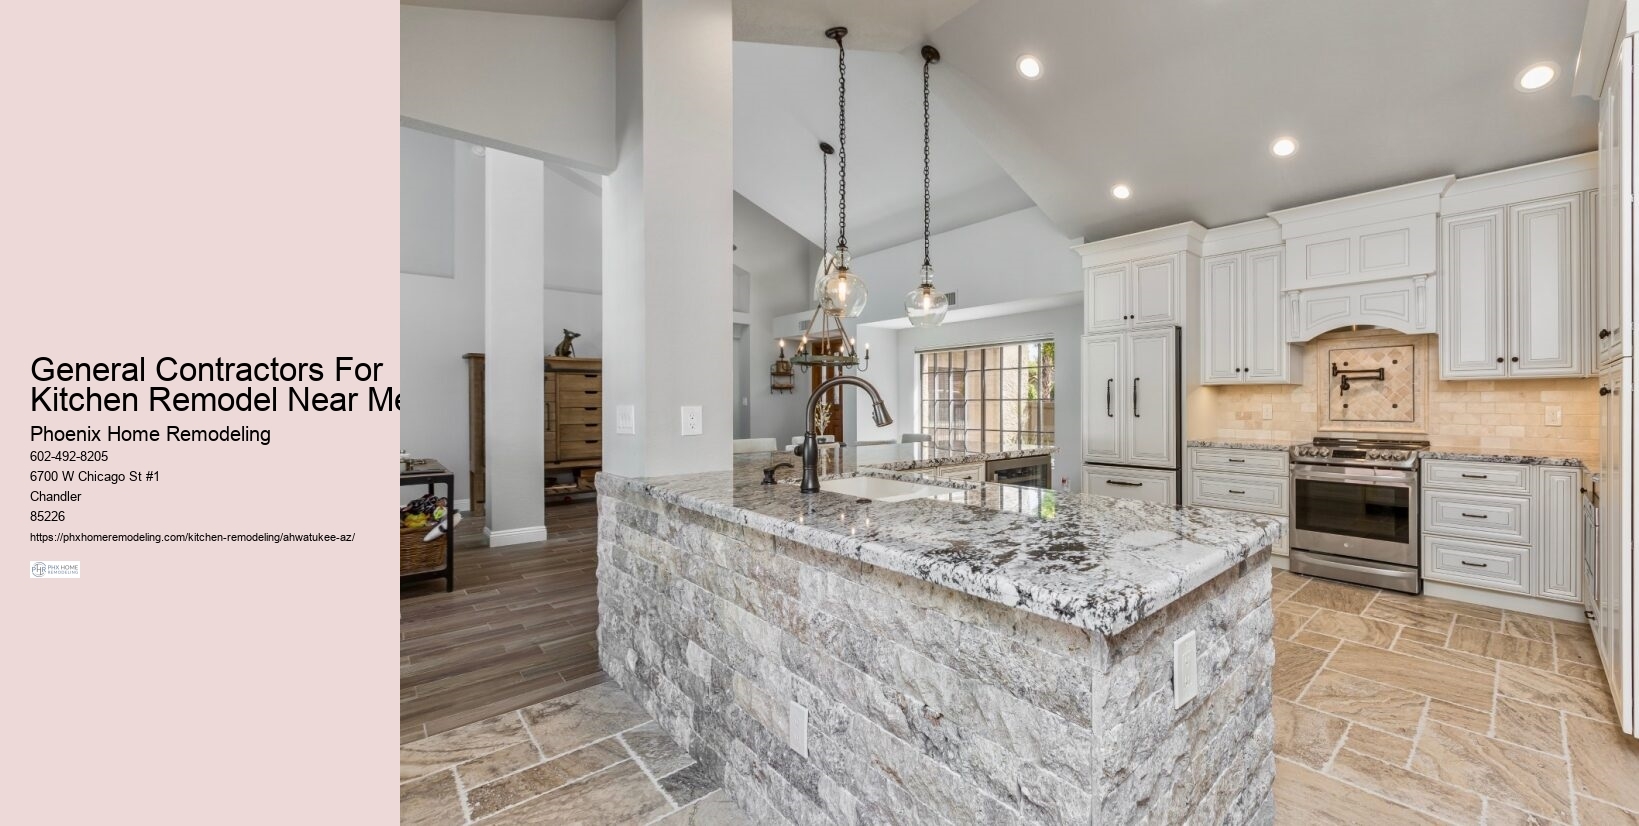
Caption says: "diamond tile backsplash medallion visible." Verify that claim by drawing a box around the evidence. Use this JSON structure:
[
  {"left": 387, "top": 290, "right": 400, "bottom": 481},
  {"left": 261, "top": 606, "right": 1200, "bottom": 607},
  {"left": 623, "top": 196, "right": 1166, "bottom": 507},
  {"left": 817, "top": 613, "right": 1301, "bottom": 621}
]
[{"left": 1326, "top": 343, "right": 1416, "bottom": 425}]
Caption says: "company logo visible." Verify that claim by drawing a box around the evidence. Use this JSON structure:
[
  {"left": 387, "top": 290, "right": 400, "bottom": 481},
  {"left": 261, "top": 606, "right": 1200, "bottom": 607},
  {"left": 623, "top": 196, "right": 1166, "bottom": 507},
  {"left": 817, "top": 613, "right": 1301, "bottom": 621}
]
[{"left": 29, "top": 561, "right": 79, "bottom": 579}]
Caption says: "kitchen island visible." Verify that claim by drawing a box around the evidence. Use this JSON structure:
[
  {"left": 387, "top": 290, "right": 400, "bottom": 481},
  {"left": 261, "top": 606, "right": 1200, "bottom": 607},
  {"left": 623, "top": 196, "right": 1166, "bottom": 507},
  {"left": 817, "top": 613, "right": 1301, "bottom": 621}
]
[{"left": 596, "top": 453, "right": 1281, "bottom": 825}]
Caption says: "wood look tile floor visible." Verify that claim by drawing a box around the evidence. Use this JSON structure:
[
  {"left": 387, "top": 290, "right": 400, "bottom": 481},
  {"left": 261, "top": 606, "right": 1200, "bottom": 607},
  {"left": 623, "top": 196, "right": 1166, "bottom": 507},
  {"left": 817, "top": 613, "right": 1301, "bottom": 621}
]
[
  {"left": 401, "top": 502, "right": 605, "bottom": 744},
  {"left": 403, "top": 513, "right": 1639, "bottom": 825}
]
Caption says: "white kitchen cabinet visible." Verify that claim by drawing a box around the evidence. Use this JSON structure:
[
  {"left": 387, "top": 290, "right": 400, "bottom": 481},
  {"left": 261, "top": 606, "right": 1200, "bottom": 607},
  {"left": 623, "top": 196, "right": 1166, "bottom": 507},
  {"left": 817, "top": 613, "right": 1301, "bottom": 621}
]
[
  {"left": 1185, "top": 446, "right": 1290, "bottom": 557},
  {"left": 1421, "top": 459, "right": 1583, "bottom": 605},
  {"left": 1081, "top": 329, "right": 1176, "bottom": 469},
  {"left": 1440, "top": 209, "right": 1507, "bottom": 378},
  {"left": 1509, "top": 195, "right": 1584, "bottom": 376},
  {"left": 1083, "top": 465, "right": 1175, "bottom": 505},
  {"left": 1083, "top": 254, "right": 1183, "bottom": 333},
  {"left": 1200, "top": 246, "right": 1301, "bottom": 384},
  {"left": 1596, "top": 39, "right": 1631, "bottom": 366},
  {"left": 1537, "top": 466, "right": 1582, "bottom": 603},
  {"left": 1282, "top": 275, "right": 1436, "bottom": 342},
  {"left": 1438, "top": 195, "right": 1586, "bottom": 379},
  {"left": 1596, "top": 358, "right": 1631, "bottom": 721}
]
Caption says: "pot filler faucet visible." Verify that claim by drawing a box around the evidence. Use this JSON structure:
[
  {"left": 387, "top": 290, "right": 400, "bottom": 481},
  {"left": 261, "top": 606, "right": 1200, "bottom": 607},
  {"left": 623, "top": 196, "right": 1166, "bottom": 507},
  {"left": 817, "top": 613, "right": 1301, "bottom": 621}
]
[{"left": 800, "top": 376, "right": 893, "bottom": 493}]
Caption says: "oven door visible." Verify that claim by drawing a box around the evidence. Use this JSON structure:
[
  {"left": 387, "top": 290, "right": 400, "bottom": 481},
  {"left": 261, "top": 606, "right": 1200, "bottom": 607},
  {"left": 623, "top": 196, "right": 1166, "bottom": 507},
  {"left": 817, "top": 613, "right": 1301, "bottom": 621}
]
[{"left": 1291, "top": 464, "right": 1418, "bottom": 567}]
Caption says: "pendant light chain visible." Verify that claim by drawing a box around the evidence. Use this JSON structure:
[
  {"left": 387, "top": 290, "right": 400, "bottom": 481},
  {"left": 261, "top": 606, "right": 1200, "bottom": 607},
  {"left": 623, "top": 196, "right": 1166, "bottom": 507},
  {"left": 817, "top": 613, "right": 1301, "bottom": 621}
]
[
  {"left": 821, "top": 148, "right": 829, "bottom": 256},
  {"left": 835, "top": 32, "right": 848, "bottom": 249},
  {"left": 922, "top": 53, "right": 932, "bottom": 274}
]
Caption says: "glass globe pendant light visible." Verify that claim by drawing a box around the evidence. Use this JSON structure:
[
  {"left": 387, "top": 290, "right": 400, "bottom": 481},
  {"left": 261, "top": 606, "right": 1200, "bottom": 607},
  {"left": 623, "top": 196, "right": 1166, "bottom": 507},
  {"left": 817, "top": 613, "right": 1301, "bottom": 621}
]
[
  {"left": 822, "top": 27, "right": 868, "bottom": 318},
  {"left": 905, "top": 44, "right": 948, "bottom": 328}
]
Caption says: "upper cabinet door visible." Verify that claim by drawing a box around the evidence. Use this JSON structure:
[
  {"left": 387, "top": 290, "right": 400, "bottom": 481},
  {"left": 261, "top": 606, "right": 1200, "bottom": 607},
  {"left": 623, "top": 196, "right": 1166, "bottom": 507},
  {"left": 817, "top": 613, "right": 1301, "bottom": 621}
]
[
  {"left": 1082, "top": 334, "right": 1124, "bottom": 462},
  {"left": 1124, "top": 327, "right": 1176, "bottom": 468},
  {"left": 1241, "top": 247, "right": 1289, "bottom": 382},
  {"left": 1509, "top": 195, "right": 1583, "bottom": 377},
  {"left": 1200, "top": 254, "right": 1241, "bottom": 383},
  {"left": 1440, "top": 209, "right": 1508, "bottom": 379},
  {"left": 1085, "top": 264, "right": 1128, "bottom": 333},
  {"left": 1129, "top": 254, "right": 1181, "bottom": 327},
  {"left": 1598, "top": 41, "right": 1630, "bottom": 366}
]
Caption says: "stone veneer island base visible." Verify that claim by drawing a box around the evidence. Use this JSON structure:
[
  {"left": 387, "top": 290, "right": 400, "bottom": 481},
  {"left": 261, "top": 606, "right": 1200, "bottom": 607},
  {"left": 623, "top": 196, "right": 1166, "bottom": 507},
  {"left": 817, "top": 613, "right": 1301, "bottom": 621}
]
[{"left": 597, "top": 459, "right": 1277, "bottom": 825}]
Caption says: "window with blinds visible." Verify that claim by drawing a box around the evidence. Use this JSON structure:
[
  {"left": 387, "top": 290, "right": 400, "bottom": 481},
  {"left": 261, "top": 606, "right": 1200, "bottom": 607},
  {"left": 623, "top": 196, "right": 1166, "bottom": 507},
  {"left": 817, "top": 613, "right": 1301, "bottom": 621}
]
[{"left": 918, "top": 340, "right": 1055, "bottom": 452}]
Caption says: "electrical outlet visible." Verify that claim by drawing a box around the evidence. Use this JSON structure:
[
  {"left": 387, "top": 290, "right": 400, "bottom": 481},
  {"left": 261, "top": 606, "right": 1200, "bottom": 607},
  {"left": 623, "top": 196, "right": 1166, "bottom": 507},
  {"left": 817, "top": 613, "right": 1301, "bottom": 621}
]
[
  {"left": 1262, "top": 404, "right": 1273, "bottom": 421},
  {"left": 616, "top": 404, "right": 636, "bottom": 435},
  {"left": 788, "top": 701, "right": 808, "bottom": 757},
  {"left": 681, "top": 406, "right": 703, "bottom": 436},
  {"left": 1546, "top": 406, "right": 1562, "bottom": 427},
  {"left": 1173, "top": 631, "right": 1198, "bottom": 708}
]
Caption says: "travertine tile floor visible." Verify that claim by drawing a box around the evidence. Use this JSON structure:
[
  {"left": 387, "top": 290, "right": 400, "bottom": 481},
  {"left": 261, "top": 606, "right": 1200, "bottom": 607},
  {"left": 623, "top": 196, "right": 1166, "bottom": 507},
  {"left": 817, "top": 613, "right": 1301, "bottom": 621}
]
[
  {"left": 1269, "top": 568, "right": 1639, "bottom": 826},
  {"left": 402, "top": 567, "right": 1639, "bottom": 825},
  {"left": 400, "top": 681, "right": 748, "bottom": 825}
]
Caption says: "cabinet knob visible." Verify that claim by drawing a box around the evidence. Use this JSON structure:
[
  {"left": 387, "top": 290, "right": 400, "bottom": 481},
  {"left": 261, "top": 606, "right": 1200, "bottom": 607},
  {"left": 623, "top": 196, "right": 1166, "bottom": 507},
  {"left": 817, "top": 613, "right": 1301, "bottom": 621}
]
[
  {"left": 1600, "top": 386, "right": 1613, "bottom": 396},
  {"left": 1600, "top": 329, "right": 1612, "bottom": 339},
  {"left": 1511, "top": 356, "right": 1519, "bottom": 363},
  {"left": 1496, "top": 357, "right": 1504, "bottom": 363}
]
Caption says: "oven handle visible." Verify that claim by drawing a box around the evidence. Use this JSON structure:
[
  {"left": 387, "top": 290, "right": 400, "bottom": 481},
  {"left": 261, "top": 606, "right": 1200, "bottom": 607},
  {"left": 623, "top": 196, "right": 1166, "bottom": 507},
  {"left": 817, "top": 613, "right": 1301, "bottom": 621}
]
[{"left": 1292, "top": 466, "right": 1416, "bottom": 488}]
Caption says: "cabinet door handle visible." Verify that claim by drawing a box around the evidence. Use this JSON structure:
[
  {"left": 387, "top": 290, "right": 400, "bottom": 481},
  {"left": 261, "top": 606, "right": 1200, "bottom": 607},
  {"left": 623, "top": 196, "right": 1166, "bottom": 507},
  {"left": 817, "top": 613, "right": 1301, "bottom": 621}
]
[
  {"left": 1460, "top": 560, "right": 1488, "bottom": 568},
  {"left": 1227, "top": 458, "right": 1246, "bottom": 463},
  {"left": 1133, "top": 377, "right": 1141, "bottom": 418},
  {"left": 1106, "top": 379, "right": 1114, "bottom": 417},
  {"left": 1460, "top": 512, "right": 1489, "bottom": 519},
  {"left": 1105, "top": 479, "right": 1143, "bottom": 487},
  {"left": 1461, "top": 473, "right": 1489, "bottom": 479},
  {"left": 1228, "top": 489, "right": 1247, "bottom": 495}
]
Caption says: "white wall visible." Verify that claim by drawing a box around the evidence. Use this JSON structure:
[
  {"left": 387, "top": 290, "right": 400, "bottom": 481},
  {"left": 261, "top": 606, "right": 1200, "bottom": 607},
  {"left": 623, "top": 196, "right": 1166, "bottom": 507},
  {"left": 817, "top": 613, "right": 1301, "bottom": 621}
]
[
  {"left": 884, "top": 303, "right": 1085, "bottom": 491},
  {"left": 733, "top": 194, "right": 819, "bottom": 447},
  {"left": 401, "top": 127, "right": 455, "bottom": 277},
  {"left": 400, "top": 130, "right": 605, "bottom": 509},
  {"left": 401, "top": 5, "right": 616, "bottom": 172}
]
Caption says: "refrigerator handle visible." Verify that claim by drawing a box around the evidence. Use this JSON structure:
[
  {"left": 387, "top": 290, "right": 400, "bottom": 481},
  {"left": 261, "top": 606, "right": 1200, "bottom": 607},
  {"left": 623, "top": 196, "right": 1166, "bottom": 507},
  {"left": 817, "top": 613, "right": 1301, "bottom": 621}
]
[
  {"left": 1132, "top": 377, "right": 1140, "bottom": 418},
  {"left": 1106, "top": 378, "right": 1114, "bottom": 417}
]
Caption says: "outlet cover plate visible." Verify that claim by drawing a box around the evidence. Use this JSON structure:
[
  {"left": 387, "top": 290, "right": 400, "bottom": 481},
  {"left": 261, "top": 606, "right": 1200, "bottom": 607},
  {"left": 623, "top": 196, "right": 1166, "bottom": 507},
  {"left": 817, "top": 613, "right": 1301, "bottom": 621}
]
[
  {"left": 1173, "top": 631, "right": 1198, "bottom": 708},
  {"left": 681, "top": 405, "right": 703, "bottom": 436}
]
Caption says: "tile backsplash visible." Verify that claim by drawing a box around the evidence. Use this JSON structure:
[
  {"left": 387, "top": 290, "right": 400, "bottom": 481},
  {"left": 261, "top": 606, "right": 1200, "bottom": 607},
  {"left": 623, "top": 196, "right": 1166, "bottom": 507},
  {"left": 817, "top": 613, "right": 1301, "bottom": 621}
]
[{"left": 1193, "top": 328, "right": 1600, "bottom": 463}]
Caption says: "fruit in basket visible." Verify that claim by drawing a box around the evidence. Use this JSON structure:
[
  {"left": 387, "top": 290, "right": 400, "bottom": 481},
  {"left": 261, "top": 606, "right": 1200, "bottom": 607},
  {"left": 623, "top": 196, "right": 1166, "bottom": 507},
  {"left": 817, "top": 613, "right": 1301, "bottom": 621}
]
[{"left": 403, "top": 513, "right": 428, "bottom": 529}]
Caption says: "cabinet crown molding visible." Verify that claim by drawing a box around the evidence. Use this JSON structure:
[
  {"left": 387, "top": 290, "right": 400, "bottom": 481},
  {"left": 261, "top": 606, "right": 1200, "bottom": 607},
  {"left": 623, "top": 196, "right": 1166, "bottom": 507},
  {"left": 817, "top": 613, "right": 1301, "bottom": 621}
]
[
  {"left": 1439, "top": 152, "right": 1598, "bottom": 215},
  {"left": 1269, "top": 175, "right": 1455, "bottom": 238},
  {"left": 1074, "top": 221, "right": 1206, "bottom": 267},
  {"left": 1201, "top": 218, "right": 1283, "bottom": 257}
]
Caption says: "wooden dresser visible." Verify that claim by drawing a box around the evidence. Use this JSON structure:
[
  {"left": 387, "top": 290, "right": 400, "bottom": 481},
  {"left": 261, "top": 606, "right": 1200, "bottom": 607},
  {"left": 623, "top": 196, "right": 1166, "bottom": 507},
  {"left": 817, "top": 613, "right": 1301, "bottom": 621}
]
[{"left": 462, "top": 354, "right": 603, "bottom": 515}]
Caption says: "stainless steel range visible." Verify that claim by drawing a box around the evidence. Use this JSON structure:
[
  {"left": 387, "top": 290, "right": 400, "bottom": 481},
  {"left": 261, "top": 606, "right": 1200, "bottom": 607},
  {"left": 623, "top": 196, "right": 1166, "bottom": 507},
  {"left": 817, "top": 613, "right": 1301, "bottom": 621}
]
[{"left": 1288, "top": 437, "right": 1429, "bottom": 594}]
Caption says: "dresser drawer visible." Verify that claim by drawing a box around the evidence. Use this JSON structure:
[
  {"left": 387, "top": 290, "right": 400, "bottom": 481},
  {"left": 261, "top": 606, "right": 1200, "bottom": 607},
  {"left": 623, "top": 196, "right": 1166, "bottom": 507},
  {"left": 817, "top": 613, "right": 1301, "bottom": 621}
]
[
  {"left": 1084, "top": 466, "right": 1176, "bottom": 505},
  {"left": 1189, "top": 471, "right": 1288, "bottom": 516},
  {"left": 1424, "top": 490, "right": 1531, "bottom": 544},
  {"left": 559, "top": 437, "right": 602, "bottom": 460},
  {"left": 1189, "top": 448, "right": 1288, "bottom": 477},
  {"left": 559, "top": 386, "right": 602, "bottom": 406},
  {"left": 558, "top": 373, "right": 602, "bottom": 394},
  {"left": 1422, "top": 460, "right": 1531, "bottom": 494},
  {"left": 1424, "top": 536, "right": 1530, "bottom": 594},
  {"left": 559, "top": 421, "right": 602, "bottom": 441},
  {"left": 560, "top": 405, "right": 602, "bottom": 425}
]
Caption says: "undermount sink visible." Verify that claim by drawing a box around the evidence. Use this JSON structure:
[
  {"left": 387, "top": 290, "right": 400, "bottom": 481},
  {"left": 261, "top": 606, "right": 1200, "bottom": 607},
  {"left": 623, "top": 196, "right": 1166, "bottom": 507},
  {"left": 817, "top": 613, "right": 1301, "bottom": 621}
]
[{"left": 818, "top": 475, "right": 944, "bottom": 503}]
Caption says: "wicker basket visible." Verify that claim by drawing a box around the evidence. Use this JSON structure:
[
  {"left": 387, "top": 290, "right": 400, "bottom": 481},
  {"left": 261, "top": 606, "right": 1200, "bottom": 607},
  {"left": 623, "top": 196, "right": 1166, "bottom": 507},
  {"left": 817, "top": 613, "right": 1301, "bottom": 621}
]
[{"left": 400, "top": 522, "right": 450, "bottom": 575}]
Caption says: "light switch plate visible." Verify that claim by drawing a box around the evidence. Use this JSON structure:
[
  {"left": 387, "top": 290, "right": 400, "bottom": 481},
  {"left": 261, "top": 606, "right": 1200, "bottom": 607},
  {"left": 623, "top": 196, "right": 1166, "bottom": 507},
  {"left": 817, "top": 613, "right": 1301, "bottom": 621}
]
[
  {"left": 1173, "top": 631, "right": 1198, "bottom": 708},
  {"left": 1545, "top": 406, "right": 1562, "bottom": 427},
  {"left": 616, "top": 404, "right": 636, "bottom": 435},
  {"left": 681, "top": 405, "right": 703, "bottom": 436}
]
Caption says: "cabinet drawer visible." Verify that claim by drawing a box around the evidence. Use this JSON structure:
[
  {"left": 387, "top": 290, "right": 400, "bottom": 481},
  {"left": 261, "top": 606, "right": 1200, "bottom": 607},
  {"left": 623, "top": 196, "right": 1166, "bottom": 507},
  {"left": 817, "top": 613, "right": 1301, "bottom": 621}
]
[
  {"left": 1189, "top": 472, "right": 1288, "bottom": 515},
  {"left": 1189, "top": 448, "right": 1288, "bottom": 476},
  {"left": 560, "top": 405, "right": 602, "bottom": 425},
  {"left": 1084, "top": 466, "right": 1175, "bottom": 505},
  {"left": 1424, "top": 536, "right": 1530, "bottom": 594},
  {"left": 1424, "top": 490, "right": 1531, "bottom": 544},
  {"left": 558, "top": 373, "right": 602, "bottom": 394},
  {"left": 931, "top": 462, "right": 985, "bottom": 483},
  {"left": 1422, "top": 460, "right": 1531, "bottom": 494},
  {"left": 559, "top": 421, "right": 601, "bottom": 441},
  {"left": 559, "top": 437, "right": 602, "bottom": 460},
  {"left": 559, "top": 387, "right": 602, "bottom": 406}
]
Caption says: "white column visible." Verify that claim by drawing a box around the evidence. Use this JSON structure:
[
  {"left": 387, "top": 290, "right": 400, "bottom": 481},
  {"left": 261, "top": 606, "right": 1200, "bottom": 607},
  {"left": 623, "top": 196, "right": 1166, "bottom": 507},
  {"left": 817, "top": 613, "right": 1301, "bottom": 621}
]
[
  {"left": 484, "top": 148, "right": 547, "bottom": 545},
  {"left": 601, "top": 0, "right": 733, "bottom": 478}
]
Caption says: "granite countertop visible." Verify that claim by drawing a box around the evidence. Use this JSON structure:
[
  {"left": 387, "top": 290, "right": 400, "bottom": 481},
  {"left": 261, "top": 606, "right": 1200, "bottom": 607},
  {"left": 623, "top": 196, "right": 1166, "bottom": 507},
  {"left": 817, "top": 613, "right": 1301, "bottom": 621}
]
[
  {"left": 1417, "top": 448, "right": 1586, "bottom": 467},
  {"left": 751, "top": 443, "right": 1055, "bottom": 477},
  {"left": 1186, "top": 439, "right": 1298, "bottom": 453},
  {"left": 600, "top": 455, "right": 1280, "bottom": 638}
]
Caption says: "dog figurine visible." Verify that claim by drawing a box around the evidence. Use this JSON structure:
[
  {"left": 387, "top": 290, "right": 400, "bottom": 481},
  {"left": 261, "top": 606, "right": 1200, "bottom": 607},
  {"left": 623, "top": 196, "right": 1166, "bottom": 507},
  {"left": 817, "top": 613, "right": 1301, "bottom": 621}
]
[{"left": 553, "top": 329, "right": 581, "bottom": 358}]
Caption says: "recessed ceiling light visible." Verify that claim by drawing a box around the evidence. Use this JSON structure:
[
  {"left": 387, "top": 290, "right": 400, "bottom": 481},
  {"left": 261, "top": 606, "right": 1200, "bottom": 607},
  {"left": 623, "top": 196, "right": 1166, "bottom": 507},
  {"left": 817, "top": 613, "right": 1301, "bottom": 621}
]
[
  {"left": 1516, "top": 62, "right": 1557, "bottom": 92},
  {"left": 1270, "top": 136, "right": 1298, "bottom": 157},
  {"left": 1016, "top": 55, "right": 1042, "bottom": 79},
  {"left": 1111, "top": 184, "right": 1132, "bottom": 200}
]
